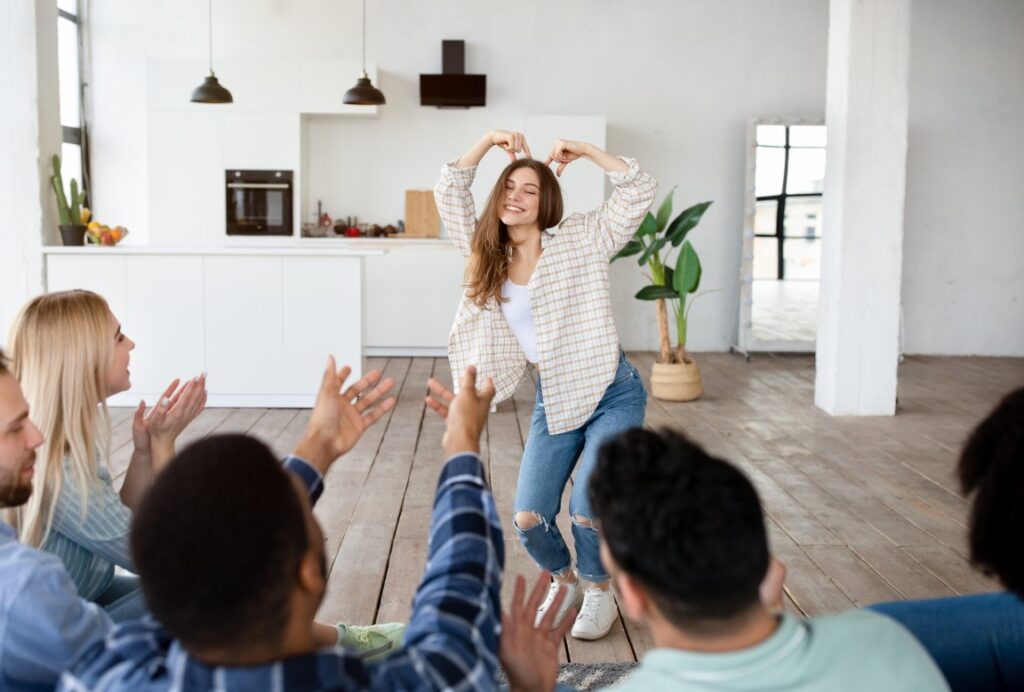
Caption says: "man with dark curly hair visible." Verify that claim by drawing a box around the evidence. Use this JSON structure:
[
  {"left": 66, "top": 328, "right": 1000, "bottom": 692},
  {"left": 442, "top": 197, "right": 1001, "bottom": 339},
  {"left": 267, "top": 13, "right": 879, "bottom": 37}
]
[{"left": 870, "top": 386, "right": 1024, "bottom": 690}]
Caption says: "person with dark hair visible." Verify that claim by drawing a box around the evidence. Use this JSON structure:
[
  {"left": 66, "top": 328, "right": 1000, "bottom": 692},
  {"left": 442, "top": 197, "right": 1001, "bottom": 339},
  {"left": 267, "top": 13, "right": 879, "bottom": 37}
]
[
  {"left": 436, "top": 130, "right": 657, "bottom": 640},
  {"left": 0, "top": 346, "right": 115, "bottom": 688},
  {"left": 500, "top": 427, "right": 948, "bottom": 691},
  {"left": 131, "top": 434, "right": 321, "bottom": 657},
  {"left": 61, "top": 363, "right": 507, "bottom": 691},
  {"left": 868, "top": 386, "right": 1024, "bottom": 690}
]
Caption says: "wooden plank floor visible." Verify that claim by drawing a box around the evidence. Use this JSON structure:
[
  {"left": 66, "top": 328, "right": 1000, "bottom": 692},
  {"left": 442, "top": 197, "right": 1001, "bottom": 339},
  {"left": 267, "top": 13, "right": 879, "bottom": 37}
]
[{"left": 107, "top": 353, "right": 1023, "bottom": 663}]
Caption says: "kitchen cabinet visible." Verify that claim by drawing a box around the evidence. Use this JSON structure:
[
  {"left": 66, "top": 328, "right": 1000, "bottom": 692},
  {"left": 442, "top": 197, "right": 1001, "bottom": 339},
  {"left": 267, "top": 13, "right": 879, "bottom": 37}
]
[
  {"left": 44, "top": 247, "right": 377, "bottom": 407},
  {"left": 362, "top": 242, "right": 465, "bottom": 354}
]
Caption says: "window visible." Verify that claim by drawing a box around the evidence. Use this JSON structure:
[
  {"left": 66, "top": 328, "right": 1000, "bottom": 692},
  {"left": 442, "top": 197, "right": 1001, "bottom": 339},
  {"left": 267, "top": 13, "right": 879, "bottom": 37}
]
[
  {"left": 753, "top": 125, "right": 826, "bottom": 280},
  {"left": 58, "top": 0, "right": 88, "bottom": 203}
]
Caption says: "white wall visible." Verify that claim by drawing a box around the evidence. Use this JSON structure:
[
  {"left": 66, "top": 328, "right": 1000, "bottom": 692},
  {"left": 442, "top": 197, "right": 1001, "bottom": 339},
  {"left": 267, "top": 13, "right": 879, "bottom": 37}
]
[
  {"left": 72, "top": 0, "right": 1024, "bottom": 357},
  {"left": 901, "top": 0, "right": 1024, "bottom": 355},
  {"left": 0, "top": 0, "right": 61, "bottom": 336},
  {"left": 88, "top": 0, "right": 830, "bottom": 352}
]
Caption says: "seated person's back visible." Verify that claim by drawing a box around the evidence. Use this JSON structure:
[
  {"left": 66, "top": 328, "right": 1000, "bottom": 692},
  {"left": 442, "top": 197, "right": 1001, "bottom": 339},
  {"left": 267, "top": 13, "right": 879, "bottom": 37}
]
[
  {"left": 587, "top": 429, "right": 948, "bottom": 692},
  {"left": 61, "top": 363, "right": 503, "bottom": 691}
]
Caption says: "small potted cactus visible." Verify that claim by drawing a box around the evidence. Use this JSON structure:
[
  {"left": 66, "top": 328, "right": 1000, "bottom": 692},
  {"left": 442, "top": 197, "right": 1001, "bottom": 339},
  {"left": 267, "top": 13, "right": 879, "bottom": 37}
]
[{"left": 51, "top": 154, "right": 88, "bottom": 246}]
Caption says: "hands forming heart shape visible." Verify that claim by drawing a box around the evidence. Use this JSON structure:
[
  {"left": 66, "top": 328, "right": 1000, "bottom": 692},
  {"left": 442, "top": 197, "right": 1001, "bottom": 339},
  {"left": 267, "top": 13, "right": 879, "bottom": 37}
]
[{"left": 489, "top": 130, "right": 590, "bottom": 177}]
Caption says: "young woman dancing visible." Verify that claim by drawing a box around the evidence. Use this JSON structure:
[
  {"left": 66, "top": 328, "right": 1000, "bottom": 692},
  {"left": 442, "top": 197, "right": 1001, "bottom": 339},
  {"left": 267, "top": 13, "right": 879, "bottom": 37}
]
[{"left": 432, "top": 130, "right": 657, "bottom": 640}]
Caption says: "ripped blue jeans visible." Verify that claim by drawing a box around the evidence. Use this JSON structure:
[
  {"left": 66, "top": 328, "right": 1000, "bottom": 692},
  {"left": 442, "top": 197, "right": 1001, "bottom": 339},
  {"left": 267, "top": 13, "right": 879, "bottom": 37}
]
[{"left": 513, "top": 352, "right": 647, "bottom": 583}]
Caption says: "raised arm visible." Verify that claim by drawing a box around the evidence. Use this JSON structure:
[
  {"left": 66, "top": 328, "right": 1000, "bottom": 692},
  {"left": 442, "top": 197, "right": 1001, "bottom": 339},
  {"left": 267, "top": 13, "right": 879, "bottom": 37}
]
[
  {"left": 457, "top": 130, "right": 531, "bottom": 169},
  {"left": 546, "top": 140, "right": 658, "bottom": 260},
  {"left": 359, "top": 367, "right": 502, "bottom": 689},
  {"left": 436, "top": 130, "right": 532, "bottom": 258},
  {"left": 288, "top": 356, "right": 397, "bottom": 496},
  {"left": 120, "top": 376, "right": 206, "bottom": 510}
]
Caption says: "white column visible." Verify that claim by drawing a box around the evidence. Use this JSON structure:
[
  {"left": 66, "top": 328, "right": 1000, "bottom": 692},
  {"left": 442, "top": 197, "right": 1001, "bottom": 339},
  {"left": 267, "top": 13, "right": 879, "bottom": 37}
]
[
  {"left": 0, "top": 0, "right": 61, "bottom": 335},
  {"left": 815, "top": 0, "right": 911, "bottom": 416}
]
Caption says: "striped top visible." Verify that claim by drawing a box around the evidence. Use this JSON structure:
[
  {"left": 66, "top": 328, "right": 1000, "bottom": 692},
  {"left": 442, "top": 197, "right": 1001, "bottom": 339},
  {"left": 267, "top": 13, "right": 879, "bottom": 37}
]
[
  {"left": 43, "top": 459, "right": 133, "bottom": 600},
  {"left": 437, "top": 158, "right": 657, "bottom": 434}
]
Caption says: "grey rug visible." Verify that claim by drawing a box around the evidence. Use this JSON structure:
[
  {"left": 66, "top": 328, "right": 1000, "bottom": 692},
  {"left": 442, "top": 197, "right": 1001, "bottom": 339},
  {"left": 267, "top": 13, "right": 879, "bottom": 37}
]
[
  {"left": 500, "top": 662, "right": 639, "bottom": 690},
  {"left": 557, "top": 662, "right": 639, "bottom": 689}
]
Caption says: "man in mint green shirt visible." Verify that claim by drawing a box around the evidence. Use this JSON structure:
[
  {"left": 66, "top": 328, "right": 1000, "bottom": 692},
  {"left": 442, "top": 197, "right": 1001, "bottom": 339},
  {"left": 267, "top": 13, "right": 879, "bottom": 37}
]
[{"left": 499, "top": 428, "right": 948, "bottom": 691}]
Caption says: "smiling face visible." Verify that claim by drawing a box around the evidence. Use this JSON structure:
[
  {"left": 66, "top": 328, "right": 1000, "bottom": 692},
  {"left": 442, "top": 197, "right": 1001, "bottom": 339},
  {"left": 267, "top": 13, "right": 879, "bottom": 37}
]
[
  {"left": 104, "top": 311, "right": 135, "bottom": 397},
  {"left": 0, "top": 373, "right": 44, "bottom": 507},
  {"left": 499, "top": 167, "right": 542, "bottom": 229}
]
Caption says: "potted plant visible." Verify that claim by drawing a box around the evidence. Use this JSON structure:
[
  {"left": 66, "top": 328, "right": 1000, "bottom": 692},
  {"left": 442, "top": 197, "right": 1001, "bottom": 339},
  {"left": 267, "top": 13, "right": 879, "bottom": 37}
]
[
  {"left": 612, "top": 189, "right": 712, "bottom": 401},
  {"left": 51, "top": 154, "right": 89, "bottom": 246}
]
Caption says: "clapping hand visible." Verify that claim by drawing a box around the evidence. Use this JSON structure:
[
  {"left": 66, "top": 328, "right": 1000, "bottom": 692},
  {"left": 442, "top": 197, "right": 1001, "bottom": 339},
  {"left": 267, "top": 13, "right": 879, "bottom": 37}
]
[
  {"left": 294, "top": 356, "right": 396, "bottom": 474},
  {"left": 500, "top": 573, "right": 577, "bottom": 692},
  {"left": 133, "top": 375, "right": 208, "bottom": 468},
  {"left": 425, "top": 365, "right": 495, "bottom": 456}
]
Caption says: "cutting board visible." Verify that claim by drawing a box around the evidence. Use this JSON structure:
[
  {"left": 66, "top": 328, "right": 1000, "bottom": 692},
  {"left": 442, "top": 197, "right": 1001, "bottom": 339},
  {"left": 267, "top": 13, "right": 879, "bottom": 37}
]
[{"left": 404, "top": 190, "right": 441, "bottom": 238}]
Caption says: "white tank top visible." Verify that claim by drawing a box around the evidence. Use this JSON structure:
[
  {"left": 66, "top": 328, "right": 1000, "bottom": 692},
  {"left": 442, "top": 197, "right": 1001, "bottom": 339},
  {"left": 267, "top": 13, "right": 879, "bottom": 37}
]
[{"left": 501, "top": 279, "right": 539, "bottom": 364}]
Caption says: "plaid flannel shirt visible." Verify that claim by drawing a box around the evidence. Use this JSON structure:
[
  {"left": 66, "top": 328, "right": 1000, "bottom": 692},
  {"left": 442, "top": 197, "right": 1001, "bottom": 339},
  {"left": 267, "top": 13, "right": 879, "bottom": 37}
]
[
  {"left": 436, "top": 158, "right": 657, "bottom": 434},
  {"left": 58, "top": 453, "right": 503, "bottom": 692}
]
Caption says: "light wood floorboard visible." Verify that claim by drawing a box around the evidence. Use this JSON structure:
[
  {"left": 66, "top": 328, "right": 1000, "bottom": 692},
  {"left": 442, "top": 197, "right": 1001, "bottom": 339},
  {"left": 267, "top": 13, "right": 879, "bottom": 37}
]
[{"left": 107, "top": 353, "right": 1022, "bottom": 662}]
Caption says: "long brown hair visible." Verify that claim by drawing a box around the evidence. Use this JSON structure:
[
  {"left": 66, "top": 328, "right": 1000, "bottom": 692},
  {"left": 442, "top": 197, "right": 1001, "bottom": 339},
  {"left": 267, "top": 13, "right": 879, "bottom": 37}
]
[{"left": 466, "top": 159, "right": 563, "bottom": 307}]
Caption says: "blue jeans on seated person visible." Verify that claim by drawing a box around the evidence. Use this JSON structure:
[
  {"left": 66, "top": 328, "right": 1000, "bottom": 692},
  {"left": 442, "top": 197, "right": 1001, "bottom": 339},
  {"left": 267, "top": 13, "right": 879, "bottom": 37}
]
[
  {"left": 96, "top": 574, "right": 148, "bottom": 623},
  {"left": 869, "top": 592, "right": 1024, "bottom": 691},
  {"left": 513, "top": 352, "right": 646, "bottom": 583}
]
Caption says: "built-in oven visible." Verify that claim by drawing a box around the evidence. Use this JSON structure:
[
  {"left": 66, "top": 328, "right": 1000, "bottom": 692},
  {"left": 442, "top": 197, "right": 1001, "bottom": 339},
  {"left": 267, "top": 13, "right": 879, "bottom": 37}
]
[{"left": 225, "top": 170, "right": 293, "bottom": 236}]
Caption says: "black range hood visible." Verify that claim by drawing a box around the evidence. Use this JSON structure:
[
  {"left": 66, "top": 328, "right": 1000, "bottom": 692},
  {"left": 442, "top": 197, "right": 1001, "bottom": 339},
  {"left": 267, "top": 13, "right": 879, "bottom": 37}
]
[{"left": 420, "top": 40, "right": 486, "bottom": 108}]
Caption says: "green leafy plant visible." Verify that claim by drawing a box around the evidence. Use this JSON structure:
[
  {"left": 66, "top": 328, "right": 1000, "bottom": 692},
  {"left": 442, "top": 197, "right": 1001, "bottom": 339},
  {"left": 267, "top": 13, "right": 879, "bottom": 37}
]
[
  {"left": 51, "top": 154, "right": 86, "bottom": 226},
  {"left": 612, "top": 189, "right": 712, "bottom": 365}
]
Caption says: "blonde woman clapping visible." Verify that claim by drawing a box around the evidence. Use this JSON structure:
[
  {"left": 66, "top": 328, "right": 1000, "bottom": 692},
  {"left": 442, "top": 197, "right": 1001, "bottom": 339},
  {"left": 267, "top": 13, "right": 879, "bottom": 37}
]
[{"left": 6, "top": 290, "right": 205, "bottom": 620}]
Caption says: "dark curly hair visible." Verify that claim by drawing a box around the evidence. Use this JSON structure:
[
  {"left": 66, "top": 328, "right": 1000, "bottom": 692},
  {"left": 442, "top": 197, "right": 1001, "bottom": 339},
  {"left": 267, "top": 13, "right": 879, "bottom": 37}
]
[
  {"left": 131, "top": 434, "right": 311, "bottom": 651},
  {"left": 959, "top": 386, "right": 1024, "bottom": 596},
  {"left": 589, "top": 428, "right": 769, "bottom": 631}
]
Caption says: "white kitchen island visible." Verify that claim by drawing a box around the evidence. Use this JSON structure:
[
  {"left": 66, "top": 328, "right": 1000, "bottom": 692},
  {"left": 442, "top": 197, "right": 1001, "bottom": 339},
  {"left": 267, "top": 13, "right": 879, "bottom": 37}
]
[{"left": 43, "top": 246, "right": 383, "bottom": 408}]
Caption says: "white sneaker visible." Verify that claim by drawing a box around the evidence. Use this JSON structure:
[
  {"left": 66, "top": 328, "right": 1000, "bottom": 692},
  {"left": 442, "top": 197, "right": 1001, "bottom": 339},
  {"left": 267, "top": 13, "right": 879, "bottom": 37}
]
[
  {"left": 535, "top": 580, "right": 583, "bottom": 628},
  {"left": 571, "top": 588, "right": 618, "bottom": 640}
]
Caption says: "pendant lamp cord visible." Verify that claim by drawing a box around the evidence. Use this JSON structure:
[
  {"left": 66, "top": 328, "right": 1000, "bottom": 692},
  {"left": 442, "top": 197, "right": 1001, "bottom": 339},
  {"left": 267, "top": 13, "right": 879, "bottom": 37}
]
[
  {"left": 361, "top": 0, "right": 367, "bottom": 73},
  {"left": 208, "top": 0, "right": 213, "bottom": 74}
]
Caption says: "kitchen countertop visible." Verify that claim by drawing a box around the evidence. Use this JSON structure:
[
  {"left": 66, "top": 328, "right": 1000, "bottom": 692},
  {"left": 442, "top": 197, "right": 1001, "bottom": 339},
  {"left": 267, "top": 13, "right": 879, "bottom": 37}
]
[
  {"left": 43, "top": 237, "right": 457, "bottom": 256},
  {"left": 42, "top": 244, "right": 387, "bottom": 257}
]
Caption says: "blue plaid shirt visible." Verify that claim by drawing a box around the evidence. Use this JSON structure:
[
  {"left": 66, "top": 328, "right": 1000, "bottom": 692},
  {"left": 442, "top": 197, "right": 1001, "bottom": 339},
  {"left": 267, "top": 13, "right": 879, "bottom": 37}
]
[{"left": 59, "top": 453, "right": 504, "bottom": 691}]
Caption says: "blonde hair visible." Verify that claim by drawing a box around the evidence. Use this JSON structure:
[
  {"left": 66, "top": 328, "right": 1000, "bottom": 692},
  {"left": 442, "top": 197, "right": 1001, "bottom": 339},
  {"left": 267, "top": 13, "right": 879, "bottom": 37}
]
[{"left": 4, "top": 290, "right": 113, "bottom": 547}]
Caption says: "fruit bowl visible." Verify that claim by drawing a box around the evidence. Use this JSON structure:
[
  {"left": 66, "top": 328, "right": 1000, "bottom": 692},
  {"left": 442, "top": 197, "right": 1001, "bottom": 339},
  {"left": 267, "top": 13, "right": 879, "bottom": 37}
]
[{"left": 85, "top": 222, "right": 129, "bottom": 246}]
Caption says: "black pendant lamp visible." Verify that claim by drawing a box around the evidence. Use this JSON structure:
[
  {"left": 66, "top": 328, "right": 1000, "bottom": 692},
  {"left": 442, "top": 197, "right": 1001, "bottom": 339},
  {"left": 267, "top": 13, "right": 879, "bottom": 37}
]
[
  {"left": 191, "top": 0, "right": 233, "bottom": 104},
  {"left": 343, "top": 0, "right": 385, "bottom": 105}
]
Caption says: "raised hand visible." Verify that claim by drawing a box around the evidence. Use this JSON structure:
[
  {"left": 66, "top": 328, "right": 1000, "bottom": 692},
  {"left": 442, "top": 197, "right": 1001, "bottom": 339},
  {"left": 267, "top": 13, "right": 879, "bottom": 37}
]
[
  {"left": 294, "top": 356, "right": 396, "bottom": 474},
  {"left": 544, "top": 139, "right": 591, "bottom": 177},
  {"left": 500, "top": 573, "right": 577, "bottom": 692},
  {"left": 425, "top": 365, "right": 494, "bottom": 456},
  {"left": 424, "top": 377, "right": 454, "bottom": 420},
  {"left": 136, "top": 376, "right": 207, "bottom": 470},
  {"left": 491, "top": 130, "right": 533, "bottom": 162},
  {"left": 131, "top": 378, "right": 181, "bottom": 455}
]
